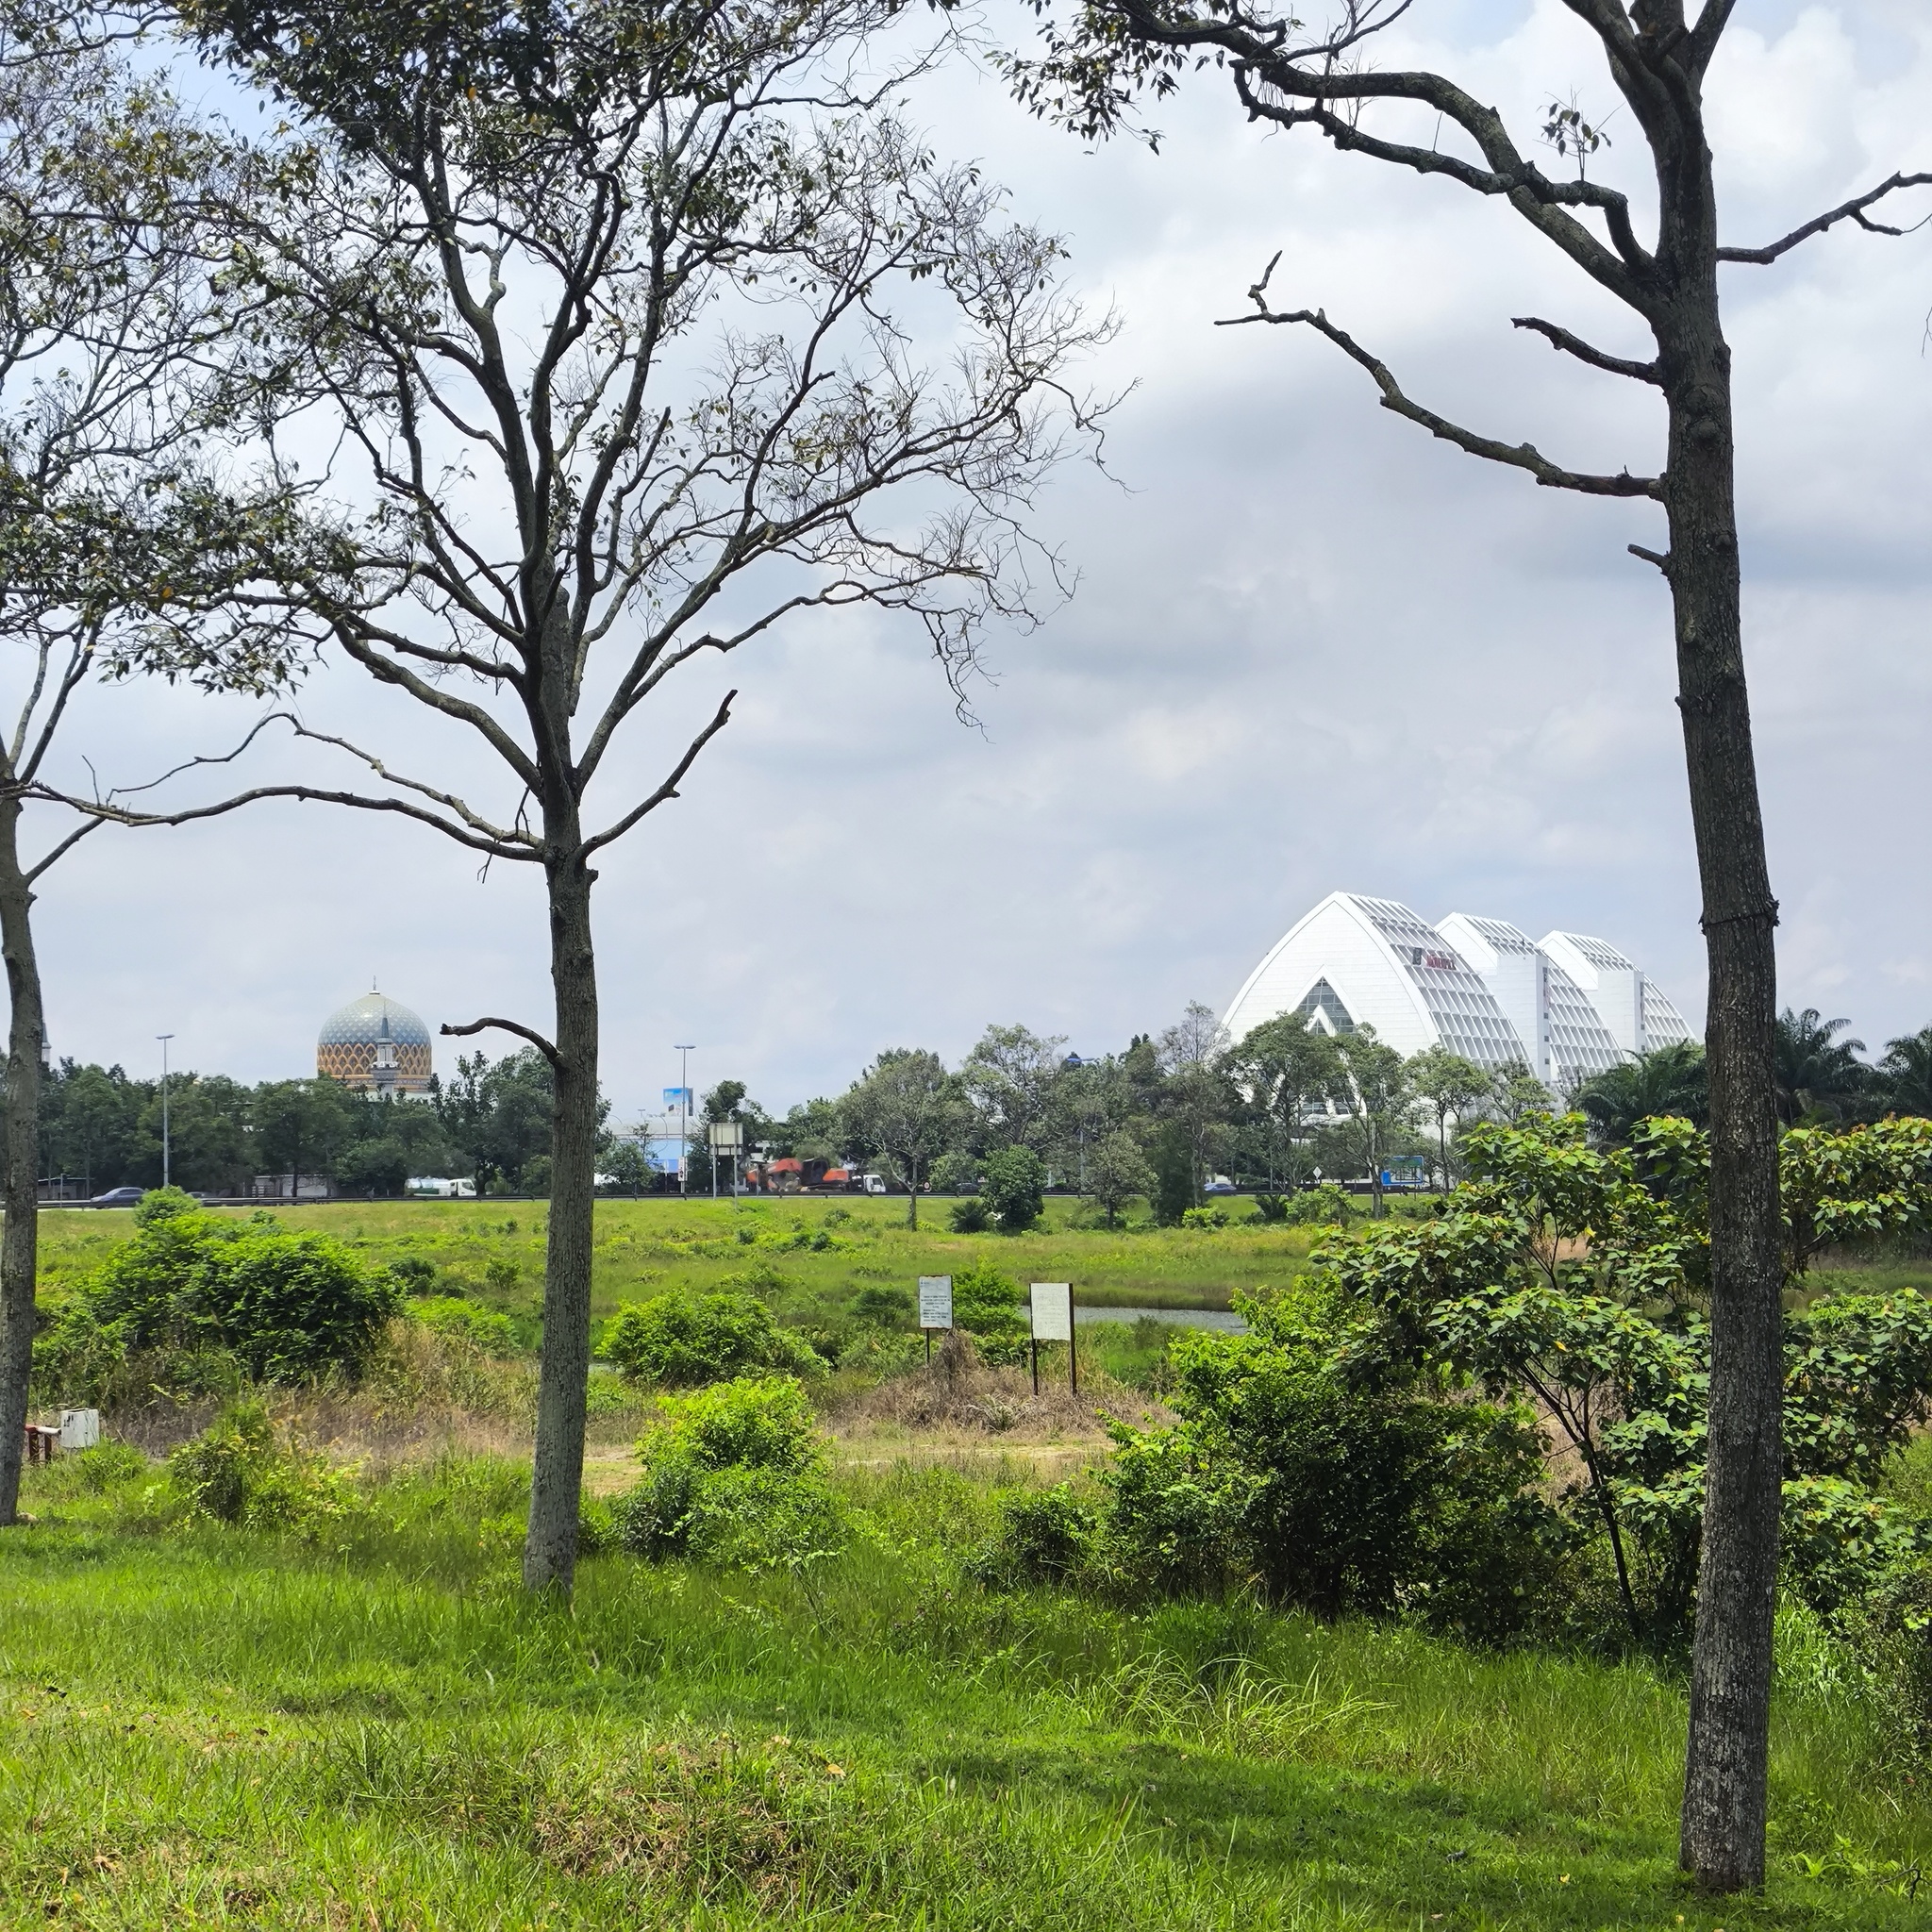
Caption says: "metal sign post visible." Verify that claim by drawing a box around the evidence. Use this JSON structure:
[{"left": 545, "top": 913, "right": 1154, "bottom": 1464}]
[
  {"left": 1029, "top": 1282, "right": 1074, "bottom": 1395},
  {"left": 917, "top": 1275, "right": 954, "bottom": 1365},
  {"left": 708, "top": 1121, "right": 743, "bottom": 1204}
]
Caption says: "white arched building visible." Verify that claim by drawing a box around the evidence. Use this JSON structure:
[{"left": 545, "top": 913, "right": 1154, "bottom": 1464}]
[{"left": 1223, "top": 891, "right": 1693, "bottom": 1096}]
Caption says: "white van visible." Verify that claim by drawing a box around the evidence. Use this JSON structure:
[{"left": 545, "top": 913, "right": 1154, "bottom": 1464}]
[
  {"left": 858, "top": 1173, "right": 887, "bottom": 1195},
  {"left": 408, "top": 1175, "right": 478, "bottom": 1199}
]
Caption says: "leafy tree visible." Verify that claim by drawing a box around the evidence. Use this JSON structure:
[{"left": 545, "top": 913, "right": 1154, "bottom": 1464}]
[
  {"left": 963, "top": 1024, "right": 1069, "bottom": 1158},
  {"left": 1881, "top": 1027, "right": 1932, "bottom": 1120},
  {"left": 1489, "top": 1059, "right": 1557, "bottom": 1125},
  {"left": 951, "top": 1260, "right": 1025, "bottom": 1341},
  {"left": 600, "top": 1140, "right": 654, "bottom": 1198},
  {"left": 173, "top": 0, "right": 1107, "bottom": 1598},
  {"left": 1228, "top": 1011, "right": 1340, "bottom": 1188},
  {"left": 1575, "top": 1041, "right": 1709, "bottom": 1147},
  {"left": 980, "top": 1145, "right": 1047, "bottom": 1234},
  {"left": 1149, "top": 1118, "right": 1194, "bottom": 1226},
  {"left": 0, "top": 23, "right": 310, "bottom": 1528},
  {"left": 999, "top": 0, "right": 1932, "bottom": 1881},
  {"left": 1317, "top": 1113, "right": 1932, "bottom": 1657},
  {"left": 1084, "top": 1129, "right": 1156, "bottom": 1228},
  {"left": 1156, "top": 1002, "right": 1237, "bottom": 1202},
  {"left": 250, "top": 1080, "right": 359, "bottom": 1194},
  {"left": 1326, "top": 1026, "right": 1415, "bottom": 1219},
  {"left": 1407, "top": 1046, "right": 1491, "bottom": 1191},
  {"left": 1774, "top": 1008, "right": 1872, "bottom": 1124},
  {"left": 839, "top": 1051, "right": 967, "bottom": 1228},
  {"left": 336, "top": 1139, "right": 410, "bottom": 1198}
]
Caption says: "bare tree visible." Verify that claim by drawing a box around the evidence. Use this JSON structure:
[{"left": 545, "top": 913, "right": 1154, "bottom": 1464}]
[
  {"left": 0, "top": 26, "right": 305, "bottom": 1526},
  {"left": 120, "top": 0, "right": 1108, "bottom": 1594},
  {"left": 1004, "top": 0, "right": 1927, "bottom": 1886}
]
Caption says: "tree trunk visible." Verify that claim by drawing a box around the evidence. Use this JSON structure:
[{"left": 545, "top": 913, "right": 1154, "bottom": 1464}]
[
  {"left": 1659, "top": 243, "right": 1784, "bottom": 1890},
  {"left": 524, "top": 842, "right": 599, "bottom": 1594},
  {"left": 0, "top": 798, "right": 45, "bottom": 1527}
]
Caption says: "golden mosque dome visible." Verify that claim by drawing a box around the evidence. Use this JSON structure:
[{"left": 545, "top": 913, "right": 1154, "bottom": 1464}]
[{"left": 317, "top": 991, "right": 433, "bottom": 1094}]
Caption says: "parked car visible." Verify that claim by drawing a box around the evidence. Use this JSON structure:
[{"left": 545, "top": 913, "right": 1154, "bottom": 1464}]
[
  {"left": 90, "top": 1186, "right": 144, "bottom": 1207},
  {"left": 1203, "top": 1175, "right": 1237, "bottom": 1194}
]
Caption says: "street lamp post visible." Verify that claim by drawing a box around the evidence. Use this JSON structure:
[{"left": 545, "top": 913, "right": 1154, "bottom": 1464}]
[
  {"left": 675, "top": 1044, "right": 694, "bottom": 1197},
  {"left": 157, "top": 1034, "right": 175, "bottom": 1190}
]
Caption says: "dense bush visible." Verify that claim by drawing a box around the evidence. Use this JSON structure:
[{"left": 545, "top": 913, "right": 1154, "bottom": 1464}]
[
  {"left": 35, "top": 1209, "right": 404, "bottom": 1400},
  {"left": 166, "top": 1399, "right": 356, "bottom": 1529},
  {"left": 133, "top": 1186, "right": 199, "bottom": 1227},
  {"left": 980, "top": 1146, "right": 1046, "bottom": 1234},
  {"left": 614, "top": 1375, "right": 847, "bottom": 1572},
  {"left": 602, "top": 1290, "right": 824, "bottom": 1387},
  {"left": 408, "top": 1295, "right": 522, "bottom": 1358},
  {"left": 948, "top": 1196, "right": 992, "bottom": 1233}
]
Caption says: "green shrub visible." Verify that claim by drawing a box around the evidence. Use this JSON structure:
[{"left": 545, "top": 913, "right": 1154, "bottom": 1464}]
[
  {"left": 1250, "top": 1193, "right": 1290, "bottom": 1223},
  {"left": 1180, "top": 1204, "right": 1229, "bottom": 1231},
  {"left": 948, "top": 1197, "right": 992, "bottom": 1233},
  {"left": 972, "top": 1483, "right": 1100, "bottom": 1588},
  {"left": 952, "top": 1261, "right": 1024, "bottom": 1341},
  {"left": 850, "top": 1285, "right": 912, "bottom": 1327},
  {"left": 614, "top": 1375, "right": 847, "bottom": 1572},
  {"left": 37, "top": 1210, "right": 403, "bottom": 1397},
  {"left": 603, "top": 1290, "right": 824, "bottom": 1387},
  {"left": 391, "top": 1256, "right": 438, "bottom": 1293},
  {"left": 981, "top": 1146, "right": 1046, "bottom": 1234},
  {"left": 408, "top": 1295, "right": 522, "bottom": 1358},
  {"left": 166, "top": 1399, "right": 356, "bottom": 1529},
  {"left": 133, "top": 1186, "right": 199, "bottom": 1227}
]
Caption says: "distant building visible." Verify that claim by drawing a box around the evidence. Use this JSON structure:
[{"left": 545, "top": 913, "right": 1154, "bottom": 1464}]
[
  {"left": 1224, "top": 891, "right": 1693, "bottom": 1098},
  {"left": 318, "top": 990, "right": 434, "bottom": 1096}
]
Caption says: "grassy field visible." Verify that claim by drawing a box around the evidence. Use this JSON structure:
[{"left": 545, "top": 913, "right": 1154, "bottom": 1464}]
[
  {"left": 3, "top": 1448, "right": 1926, "bottom": 1930},
  {"left": 33, "top": 1195, "right": 1336, "bottom": 1327}
]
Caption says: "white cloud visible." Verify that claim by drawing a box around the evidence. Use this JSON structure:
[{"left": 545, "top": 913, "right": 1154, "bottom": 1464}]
[{"left": 16, "top": 1, "right": 1932, "bottom": 1114}]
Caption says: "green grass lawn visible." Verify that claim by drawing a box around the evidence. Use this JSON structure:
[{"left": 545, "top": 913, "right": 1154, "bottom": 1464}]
[
  {"left": 2, "top": 1452, "right": 1924, "bottom": 1930},
  {"left": 34, "top": 1195, "right": 1334, "bottom": 1327}
]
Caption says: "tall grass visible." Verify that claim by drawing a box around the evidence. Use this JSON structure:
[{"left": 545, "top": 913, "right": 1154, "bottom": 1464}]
[{"left": 2, "top": 1447, "right": 1925, "bottom": 1929}]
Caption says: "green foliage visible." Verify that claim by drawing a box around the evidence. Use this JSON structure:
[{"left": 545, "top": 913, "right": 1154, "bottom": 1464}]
[
  {"left": 951, "top": 1260, "right": 1024, "bottom": 1339},
  {"left": 37, "top": 1209, "right": 403, "bottom": 1398},
  {"left": 971, "top": 1482, "right": 1100, "bottom": 1588},
  {"left": 408, "top": 1295, "right": 522, "bottom": 1358},
  {"left": 391, "top": 1255, "right": 437, "bottom": 1293},
  {"left": 1574, "top": 1041, "right": 1707, "bottom": 1146},
  {"left": 1179, "top": 1204, "right": 1228, "bottom": 1230},
  {"left": 602, "top": 1290, "right": 824, "bottom": 1387},
  {"left": 1082, "top": 1128, "right": 1156, "bottom": 1227},
  {"left": 1150, "top": 1119, "right": 1193, "bottom": 1226},
  {"left": 133, "top": 1186, "right": 198, "bottom": 1226},
  {"left": 1251, "top": 1192, "right": 1290, "bottom": 1223},
  {"left": 166, "top": 1399, "right": 355, "bottom": 1528},
  {"left": 1314, "top": 1109, "right": 1932, "bottom": 1649},
  {"left": 614, "top": 1375, "right": 847, "bottom": 1572},
  {"left": 981, "top": 1144, "right": 1047, "bottom": 1233},
  {"left": 948, "top": 1195, "right": 992, "bottom": 1233},
  {"left": 1098, "top": 1325, "right": 1568, "bottom": 1636},
  {"left": 850, "top": 1285, "right": 912, "bottom": 1326}
]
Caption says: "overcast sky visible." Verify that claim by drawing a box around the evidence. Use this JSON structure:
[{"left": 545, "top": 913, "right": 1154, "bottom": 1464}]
[{"left": 22, "top": 0, "right": 1932, "bottom": 1122}]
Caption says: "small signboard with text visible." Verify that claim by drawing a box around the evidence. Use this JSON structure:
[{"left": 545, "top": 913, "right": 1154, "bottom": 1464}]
[
  {"left": 918, "top": 1275, "right": 954, "bottom": 1332},
  {"left": 1028, "top": 1282, "right": 1074, "bottom": 1342}
]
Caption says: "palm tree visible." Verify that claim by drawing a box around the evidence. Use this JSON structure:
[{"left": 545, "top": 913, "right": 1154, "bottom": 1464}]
[
  {"left": 1774, "top": 1008, "right": 1872, "bottom": 1124},
  {"left": 1574, "top": 1041, "right": 1709, "bottom": 1148},
  {"left": 1880, "top": 1027, "right": 1932, "bottom": 1119}
]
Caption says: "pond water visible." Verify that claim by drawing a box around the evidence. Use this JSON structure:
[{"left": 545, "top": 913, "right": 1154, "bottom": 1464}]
[{"left": 1074, "top": 1306, "right": 1247, "bottom": 1331}]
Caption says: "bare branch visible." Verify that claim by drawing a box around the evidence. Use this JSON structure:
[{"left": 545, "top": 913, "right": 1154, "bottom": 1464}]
[
  {"left": 441, "top": 1016, "right": 559, "bottom": 1066},
  {"left": 1718, "top": 171, "right": 1932, "bottom": 265},
  {"left": 1222, "top": 258, "right": 1661, "bottom": 499},
  {"left": 581, "top": 690, "right": 737, "bottom": 858},
  {"left": 1512, "top": 314, "right": 1660, "bottom": 384},
  {"left": 22, "top": 814, "right": 102, "bottom": 884}
]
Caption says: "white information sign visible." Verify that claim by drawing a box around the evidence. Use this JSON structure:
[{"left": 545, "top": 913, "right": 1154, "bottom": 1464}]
[
  {"left": 1029, "top": 1282, "right": 1074, "bottom": 1342},
  {"left": 917, "top": 1275, "right": 954, "bottom": 1331}
]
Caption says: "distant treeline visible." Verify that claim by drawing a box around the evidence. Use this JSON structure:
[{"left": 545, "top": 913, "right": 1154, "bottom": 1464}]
[{"left": 30, "top": 1050, "right": 570, "bottom": 1197}]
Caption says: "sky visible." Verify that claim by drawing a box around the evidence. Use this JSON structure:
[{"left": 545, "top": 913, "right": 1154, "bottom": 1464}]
[{"left": 19, "top": 0, "right": 1932, "bottom": 1124}]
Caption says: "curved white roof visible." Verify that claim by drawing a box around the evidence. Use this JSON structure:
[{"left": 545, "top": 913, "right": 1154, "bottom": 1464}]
[
  {"left": 1227, "top": 891, "right": 1699, "bottom": 1092},
  {"left": 1224, "top": 891, "right": 1527, "bottom": 1070}
]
